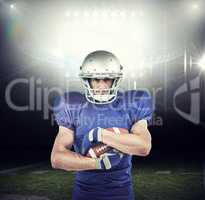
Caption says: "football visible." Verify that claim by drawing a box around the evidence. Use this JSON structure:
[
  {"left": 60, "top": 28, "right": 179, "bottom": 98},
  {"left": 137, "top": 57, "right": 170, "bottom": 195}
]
[{"left": 86, "top": 127, "right": 128, "bottom": 158}]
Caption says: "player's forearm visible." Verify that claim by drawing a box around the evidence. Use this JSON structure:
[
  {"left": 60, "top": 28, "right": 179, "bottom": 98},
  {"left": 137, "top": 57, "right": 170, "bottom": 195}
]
[
  {"left": 51, "top": 149, "right": 97, "bottom": 171},
  {"left": 102, "top": 130, "right": 151, "bottom": 156}
]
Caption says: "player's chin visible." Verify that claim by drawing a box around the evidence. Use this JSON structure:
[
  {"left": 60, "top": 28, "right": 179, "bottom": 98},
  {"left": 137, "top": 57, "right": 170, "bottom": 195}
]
[{"left": 94, "top": 90, "right": 109, "bottom": 95}]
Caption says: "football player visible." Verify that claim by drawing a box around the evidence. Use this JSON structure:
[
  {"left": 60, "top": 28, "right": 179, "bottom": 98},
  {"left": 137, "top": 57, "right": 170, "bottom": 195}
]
[{"left": 51, "top": 50, "right": 153, "bottom": 200}]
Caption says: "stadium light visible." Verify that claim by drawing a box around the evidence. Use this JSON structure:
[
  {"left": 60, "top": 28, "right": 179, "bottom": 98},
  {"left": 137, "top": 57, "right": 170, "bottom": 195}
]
[
  {"left": 65, "top": 11, "right": 71, "bottom": 17},
  {"left": 110, "top": 11, "right": 118, "bottom": 18},
  {"left": 92, "top": 11, "right": 99, "bottom": 17},
  {"left": 198, "top": 55, "right": 205, "bottom": 71},
  {"left": 83, "top": 11, "right": 89, "bottom": 17},
  {"left": 101, "top": 10, "right": 108, "bottom": 18},
  {"left": 119, "top": 11, "right": 127, "bottom": 18},
  {"left": 192, "top": 3, "right": 200, "bottom": 10},
  {"left": 139, "top": 10, "right": 144, "bottom": 17},
  {"left": 130, "top": 11, "right": 136, "bottom": 17},
  {"left": 73, "top": 11, "right": 80, "bottom": 17},
  {"left": 10, "top": 4, "right": 15, "bottom": 9}
]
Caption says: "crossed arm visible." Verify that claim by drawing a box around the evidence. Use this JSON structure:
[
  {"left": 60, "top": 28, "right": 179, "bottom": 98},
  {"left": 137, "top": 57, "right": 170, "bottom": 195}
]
[
  {"left": 101, "top": 120, "right": 152, "bottom": 156},
  {"left": 51, "top": 126, "right": 97, "bottom": 171},
  {"left": 51, "top": 120, "right": 152, "bottom": 171}
]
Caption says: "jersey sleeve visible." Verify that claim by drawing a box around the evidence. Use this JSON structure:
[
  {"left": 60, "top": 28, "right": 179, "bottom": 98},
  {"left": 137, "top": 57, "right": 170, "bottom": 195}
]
[
  {"left": 129, "top": 90, "right": 153, "bottom": 126},
  {"left": 52, "top": 95, "right": 75, "bottom": 131}
]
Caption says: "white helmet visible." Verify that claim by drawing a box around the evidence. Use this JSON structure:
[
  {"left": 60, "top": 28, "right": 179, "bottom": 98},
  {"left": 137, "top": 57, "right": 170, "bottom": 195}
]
[{"left": 79, "top": 50, "right": 123, "bottom": 104}]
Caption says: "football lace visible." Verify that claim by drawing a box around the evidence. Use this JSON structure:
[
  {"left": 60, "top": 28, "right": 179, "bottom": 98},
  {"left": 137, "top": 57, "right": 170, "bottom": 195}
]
[{"left": 97, "top": 145, "right": 107, "bottom": 152}]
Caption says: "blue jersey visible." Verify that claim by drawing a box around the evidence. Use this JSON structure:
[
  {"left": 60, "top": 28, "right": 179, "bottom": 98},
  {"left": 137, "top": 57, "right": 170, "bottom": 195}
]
[{"left": 53, "top": 90, "right": 153, "bottom": 200}]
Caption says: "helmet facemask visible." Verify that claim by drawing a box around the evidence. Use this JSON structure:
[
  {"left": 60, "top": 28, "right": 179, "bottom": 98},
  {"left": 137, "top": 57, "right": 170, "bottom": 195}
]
[
  {"left": 79, "top": 50, "right": 123, "bottom": 104},
  {"left": 81, "top": 76, "right": 122, "bottom": 104}
]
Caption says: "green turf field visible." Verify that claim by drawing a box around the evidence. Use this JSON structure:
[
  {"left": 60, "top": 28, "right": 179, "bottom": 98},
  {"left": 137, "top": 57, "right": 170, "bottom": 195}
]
[{"left": 0, "top": 160, "right": 204, "bottom": 200}]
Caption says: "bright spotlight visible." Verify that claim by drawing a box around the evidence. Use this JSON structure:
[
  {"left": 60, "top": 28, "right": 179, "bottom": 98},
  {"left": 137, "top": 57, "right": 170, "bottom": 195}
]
[
  {"left": 73, "top": 11, "right": 80, "bottom": 17},
  {"left": 83, "top": 11, "right": 89, "bottom": 17},
  {"left": 130, "top": 11, "right": 136, "bottom": 17},
  {"left": 119, "top": 11, "right": 126, "bottom": 18},
  {"left": 192, "top": 3, "right": 200, "bottom": 10},
  {"left": 10, "top": 4, "right": 15, "bottom": 9},
  {"left": 101, "top": 10, "right": 108, "bottom": 18},
  {"left": 198, "top": 55, "right": 205, "bottom": 71},
  {"left": 65, "top": 11, "right": 71, "bottom": 17},
  {"left": 139, "top": 10, "right": 144, "bottom": 17},
  {"left": 110, "top": 11, "right": 118, "bottom": 18},
  {"left": 92, "top": 11, "right": 99, "bottom": 17}
]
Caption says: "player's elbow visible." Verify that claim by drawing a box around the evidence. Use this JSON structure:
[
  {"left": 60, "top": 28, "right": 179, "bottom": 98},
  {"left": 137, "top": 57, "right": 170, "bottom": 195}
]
[
  {"left": 139, "top": 146, "right": 151, "bottom": 156},
  {"left": 50, "top": 151, "right": 59, "bottom": 169},
  {"left": 135, "top": 142, "right": 152, "bottom": 157},
  {"left": 140, "top": 142, "right": 152, "bottom": 156}
]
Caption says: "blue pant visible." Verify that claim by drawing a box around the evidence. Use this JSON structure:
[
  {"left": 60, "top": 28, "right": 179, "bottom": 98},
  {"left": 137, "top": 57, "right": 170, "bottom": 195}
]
[{"left": 71, "top": 182, "right": 135, "bottom": 200}]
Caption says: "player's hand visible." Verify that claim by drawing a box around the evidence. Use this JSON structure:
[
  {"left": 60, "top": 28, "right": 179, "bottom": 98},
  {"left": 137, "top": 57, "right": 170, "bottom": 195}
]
[
  {"left": 88, "top": 127, "right": 103, "bottom": 143},
  {"left": 94, "top": 149, "right": 123, "bottom": 170},
  {"left": 81, "top": 127, "right": 103, "bottom": 155}
]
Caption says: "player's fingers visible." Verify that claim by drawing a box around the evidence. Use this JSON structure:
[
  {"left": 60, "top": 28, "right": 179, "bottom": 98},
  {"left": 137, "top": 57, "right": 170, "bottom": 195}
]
[{"left": 88, "top": 129, "right": 94, "bottom": 141}]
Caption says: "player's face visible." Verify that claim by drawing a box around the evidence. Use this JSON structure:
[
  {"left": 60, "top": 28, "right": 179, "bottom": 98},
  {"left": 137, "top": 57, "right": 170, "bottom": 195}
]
[{"left": 90, "top": 78, "right": 113, "bottom": 95}]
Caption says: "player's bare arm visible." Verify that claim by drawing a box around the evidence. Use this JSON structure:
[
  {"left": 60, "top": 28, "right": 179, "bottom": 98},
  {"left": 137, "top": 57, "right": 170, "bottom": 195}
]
[
  {"left": 101, "top": 120, "right": 152, "bottom": 156},
  {"left": 51, "top": 126, "right": 97, "bottom": 171}
]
